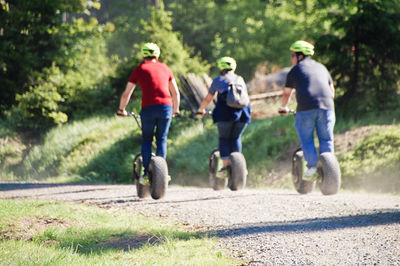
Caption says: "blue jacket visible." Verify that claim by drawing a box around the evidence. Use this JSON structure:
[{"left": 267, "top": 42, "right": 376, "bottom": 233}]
[{"left": 209, "top": 73, "right": 251, "bottom": 123}]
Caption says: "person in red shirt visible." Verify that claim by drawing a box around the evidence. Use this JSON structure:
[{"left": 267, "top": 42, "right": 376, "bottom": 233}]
[{"left": 117, "top": 43, "right": 180, "bottom": 183}]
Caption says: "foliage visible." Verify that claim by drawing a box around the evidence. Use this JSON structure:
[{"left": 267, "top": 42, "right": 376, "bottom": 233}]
[
  {"left": 315, "top": 0, "right": 400, "bottom": 114},
  {"left": 168, "top": 0, "right": 302, "bottom": 79},
  {"left": 0, "top": 0, "right": 101, "bottom": 114},
  {"left": 94, "top": 0, "right": 150, "bottom": 59},
  {"left": 2, "top": 0, "right": 400, "bottom": 193},
  {"left": 0, "top": 135, "right": 25, "bottom": 179},
  {"left": 5, "top": 18, "right": 115, "bottom": 130},
  {"left": 0, "top": 199, "right": 237, "bottom": 265},
  {"left": 3, "top": 0, "right": 400, "bottom": 130},
  {"left": 111, "top": 4, "right": 210, "bottom": 98}
]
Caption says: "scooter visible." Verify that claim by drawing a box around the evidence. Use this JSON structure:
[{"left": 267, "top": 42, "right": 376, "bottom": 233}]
[
  {"left": 125, "top": 112, "right": 169, "bottom": 200},
  {"left": 283, "top": 110, "right": 341, "bottom": 195},
  {"left": 209, "top": 149, "right": 247, "bottom": 191},
  {"left": 292, "top": 147, "right": 341, "bottom": 195},
  {"left": 194, "top": 110, "right": 248, "bottom": 191}
]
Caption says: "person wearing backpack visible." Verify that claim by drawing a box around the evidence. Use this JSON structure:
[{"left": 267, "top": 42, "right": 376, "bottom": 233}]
[{"left": 197, "top": 57, "right": 251, "bottom": 177}]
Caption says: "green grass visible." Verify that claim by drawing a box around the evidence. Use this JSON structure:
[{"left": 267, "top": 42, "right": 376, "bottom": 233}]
[
  {"left": 338, "top": 126, "right": 400, "bottom": 193},
  {"left": 1, "top": 109, "right": 400, "bottom": 192},
  {"left": 0, "top": 199, "right": 238, "bottom": 265},
  {"left": 3, "top": 115, "right": 138, "bottom": 182},
  {"left": 334, "top": 109, "right": 400, "bottom": 133},
  {"left": 165, "top": 113, "right": 297, "bottom": 187},
  {"left": 0, "top": 112, "right": 297, "bottom": 187}
]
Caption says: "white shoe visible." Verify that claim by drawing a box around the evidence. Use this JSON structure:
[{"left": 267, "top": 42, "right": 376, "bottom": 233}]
[{"left": 304, "top": 166, "right": 317, "bottom": 177}]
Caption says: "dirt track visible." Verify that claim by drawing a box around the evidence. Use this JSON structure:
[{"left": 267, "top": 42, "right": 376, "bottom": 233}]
[{"left": 1, "top": 182, "right": 399, "bottom": 265}]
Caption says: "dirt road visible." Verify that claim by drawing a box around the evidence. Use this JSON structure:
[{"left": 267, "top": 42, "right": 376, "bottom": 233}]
[{"left": 1, "top": 182, "right": 399, "bottom": 265}]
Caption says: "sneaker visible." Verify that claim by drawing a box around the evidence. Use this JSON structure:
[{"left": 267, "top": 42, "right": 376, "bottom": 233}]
[
  {"left": 139, "top": 173, "right": 150, "bottom": 186},
  {"left": 216, "top": 167, "right": 229, "bottom": 179},
  {"left": 303, "top": 166, "right": 317, "bottom": 180}
]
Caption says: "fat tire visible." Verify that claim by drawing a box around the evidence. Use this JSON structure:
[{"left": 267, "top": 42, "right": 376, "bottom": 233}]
[
  {"left": 317, "top": 152, "right": 341, "bottom": 195},
  {"left": 133, "top": 154, "right": 150, "bottom": 198},
  {"left": 228, "top": 152, "right": 247, "bottom": 191},
  {"left": 209, "top": 149, "right": 227, "bottom": 190},
  {"left": 292, "top": 149, "right": 315, "bottom": 194},
  {"left": 149, "top": 156, "right": 168, "bottom": 200}
]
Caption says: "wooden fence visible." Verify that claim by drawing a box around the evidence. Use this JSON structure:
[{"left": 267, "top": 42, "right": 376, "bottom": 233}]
[{"left": 178, "top": 73, "right": 283, "bottom": 112}]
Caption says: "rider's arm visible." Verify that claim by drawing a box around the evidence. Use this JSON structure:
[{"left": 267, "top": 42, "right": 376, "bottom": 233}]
[
  {"left": 279, "top": 87, "right": 294, "bottom": 113},
  {"left": 197, "top": 92, "right": 215, "bottom": 114},
  {"left": 118, "top": 81, "right": 136, "bottom": 115},
  {"left": 168, "top": 78, "right": 180, "bottom": 115}
]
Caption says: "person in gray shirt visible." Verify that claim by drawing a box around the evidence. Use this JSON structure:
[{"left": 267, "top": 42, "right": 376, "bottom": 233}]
[{"left": 279, "top": 40, "right": 335, "bottom": 177}]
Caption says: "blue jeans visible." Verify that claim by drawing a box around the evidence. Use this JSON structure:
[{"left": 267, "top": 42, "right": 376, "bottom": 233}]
[
  {"left": 140, "top": 105, "right": 172, "bottom": 172},
  {"left": 295, "top": 109, "right": 335, "bottom": 168},
  {"left": 217, "top": 121, "right": 248, "bottom": 160}
]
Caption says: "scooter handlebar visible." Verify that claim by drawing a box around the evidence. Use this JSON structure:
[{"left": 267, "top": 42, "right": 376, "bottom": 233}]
[
  {"left": 278, "top": 109, "right": 295, "bottom": 115},
  {"left": 196, "top": 110, "right": 212, "bottom": 116}
]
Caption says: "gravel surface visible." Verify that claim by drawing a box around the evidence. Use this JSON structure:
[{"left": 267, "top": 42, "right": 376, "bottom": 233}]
[{"left": 1, "top": 181, "right": 399, "bottom": 265}]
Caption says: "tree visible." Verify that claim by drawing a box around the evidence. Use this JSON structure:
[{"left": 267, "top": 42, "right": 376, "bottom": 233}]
[
  {"left": 0, "top": 0, "right": 99, "bottom": 114},
  {"left": 167, "top": 0, "right": 310, "bottom": 79},
  {"left": 111, "top": 3, "right": 210, "bottom": 98},
  {"left": 316, "top": 0, "right": 400, "bottom": 113},
  {"left": 1, "top": 0, "right": 119, "bottom": 130}
]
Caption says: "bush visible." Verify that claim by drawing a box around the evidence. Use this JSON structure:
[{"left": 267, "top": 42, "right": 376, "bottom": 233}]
[{"left": 8, "top": 18, "right": 115, "bottom": 130}]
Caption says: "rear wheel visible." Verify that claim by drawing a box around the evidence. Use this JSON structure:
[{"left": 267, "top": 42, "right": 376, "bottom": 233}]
[
  {"left": 133, "top": 154, "right": 150, "bottom": 199},
  {"left": 209, "top": 149, "right": 227, "bottom": 190},
  {"left": 228, "top": 152, "right": 247, "bottom": 191},
  {"left": 292, "top": 148, "right": 315, "bottom": 194},
  {"left": 317, "top": 152, "right": 341, "bottom": 195},
  {"left": 149, "top": 156, "right": 168, "bottom": 200}
]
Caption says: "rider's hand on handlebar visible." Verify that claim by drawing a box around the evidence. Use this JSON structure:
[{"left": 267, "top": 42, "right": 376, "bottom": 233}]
[
  {"left": 278, "top": 106, "right": 289, "bottom": 115},
  {"left": 117, "top": 109, "right": 128, "bottom": 117},
  {"left": 196, "top": 109, "right": 206, "bottom": 116},
  {"left": 172, "top": 110, "right": 180, "bottom": 117}
]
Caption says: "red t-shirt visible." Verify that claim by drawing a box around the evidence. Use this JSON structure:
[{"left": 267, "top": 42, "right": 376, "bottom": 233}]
[{"left": 129, "top": 60, "right": 174, "bottom": 107}]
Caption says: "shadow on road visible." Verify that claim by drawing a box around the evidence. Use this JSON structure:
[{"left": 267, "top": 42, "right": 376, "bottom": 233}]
[
  {"left": 211, "top": 210, "right": 400, "bottom": 237},
  {"left": 0, "top": 182, "right": 114, "bottom": 191}
]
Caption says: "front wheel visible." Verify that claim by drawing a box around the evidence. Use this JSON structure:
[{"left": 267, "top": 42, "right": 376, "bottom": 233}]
[
  {"left": 133, "top": 154, "right": 150, "bottom": 199},
  {"left": 292, "top": 148, "right": 315, "bottom": 194},
  {"left": 149, "top": 156, "right": 168, "bottom": 200},
  {"left": 317, "top": 152, "right": 341, "bottom": 195},
  {"left": 228, "top": 152, "right": 247, "bottom": 191}
]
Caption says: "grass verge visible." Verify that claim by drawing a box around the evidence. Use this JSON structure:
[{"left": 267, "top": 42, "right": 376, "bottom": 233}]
[
  {"left": 0, "top": 199, "right": 238, "bottom": 265},
  {"left": 338, "top": 125, "right": 400, "bottom": 193},
  {"left": 1, "top": 108, "right": 400, "bottom": 192}
]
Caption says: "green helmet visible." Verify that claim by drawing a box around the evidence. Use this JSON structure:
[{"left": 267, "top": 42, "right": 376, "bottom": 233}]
[
  {"left": 217, "top": 57, "right": 237, "bottom": 71},
  {"left": 141, "top": 43, "right": 160, "bottom": 57},
  {"left": 290, "top": 40, "right": 314, "bottom": 56}
]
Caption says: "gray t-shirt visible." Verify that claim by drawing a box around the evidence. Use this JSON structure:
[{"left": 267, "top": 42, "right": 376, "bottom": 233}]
[{"left": 285, "top": 58, "right": 334, "bottom": 112}]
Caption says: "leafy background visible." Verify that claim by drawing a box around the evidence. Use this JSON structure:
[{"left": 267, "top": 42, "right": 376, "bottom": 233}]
[{"left": 1, "top": 0, "right": 400, "bottom": 192}]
